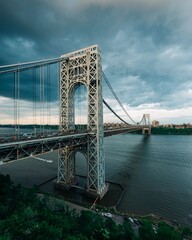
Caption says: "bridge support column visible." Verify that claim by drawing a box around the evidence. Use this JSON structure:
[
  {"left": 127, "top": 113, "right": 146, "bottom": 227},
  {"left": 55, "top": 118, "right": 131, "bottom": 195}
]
[
  {"left": 87, "top": 134, "right": 108, "bottom": 198},
  {"left": 57, "top": 45, "right": 108, "bottom": 199},
  {"left": 57, "top": 146, "right": 75, "bottom": 189}
]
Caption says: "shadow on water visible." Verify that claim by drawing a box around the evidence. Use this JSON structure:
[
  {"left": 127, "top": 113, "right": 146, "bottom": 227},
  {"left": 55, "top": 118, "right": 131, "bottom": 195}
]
[
  {"left": 116, "top": 134, "right": 151, "bottom": 184},
  {"left": 112, "top": 134, "right": 157, "bottom": 214},
  {"left": 113, "top": 134, "right": 192, "bottom": 227}
]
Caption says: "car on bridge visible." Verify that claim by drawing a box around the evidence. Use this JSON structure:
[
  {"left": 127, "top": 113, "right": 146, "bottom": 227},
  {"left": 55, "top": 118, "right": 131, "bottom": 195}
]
[{"left": 22, "top": 133, "right": 33, "bottom": 139}]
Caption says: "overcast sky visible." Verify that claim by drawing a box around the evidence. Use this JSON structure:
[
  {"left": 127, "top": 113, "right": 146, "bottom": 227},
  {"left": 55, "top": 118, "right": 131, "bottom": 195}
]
[{"left": 0, "top": 0, "right": 192, "bottom": 124}]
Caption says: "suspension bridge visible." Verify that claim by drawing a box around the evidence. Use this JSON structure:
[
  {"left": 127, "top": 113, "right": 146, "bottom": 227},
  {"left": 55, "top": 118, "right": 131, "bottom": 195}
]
[{"left": 0, "top": 45, "right": 150, "bottom": 198}]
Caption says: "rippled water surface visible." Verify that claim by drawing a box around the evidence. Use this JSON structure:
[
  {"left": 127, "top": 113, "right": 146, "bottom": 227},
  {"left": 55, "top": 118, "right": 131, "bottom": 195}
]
[
  {"left": 104, "top": 134, "right": 192, "bottom": 226},
  {"left": 76, "top": 134, "right": 192, "bottom": 226},
  {"left": 1, "top": 131, "right": 192, "bottom": 226}
]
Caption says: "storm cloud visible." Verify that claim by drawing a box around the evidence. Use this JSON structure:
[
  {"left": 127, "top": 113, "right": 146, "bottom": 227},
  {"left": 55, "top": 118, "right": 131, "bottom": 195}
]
[{"left": 0, "top": 0, "right": 192, "bottom": 123}]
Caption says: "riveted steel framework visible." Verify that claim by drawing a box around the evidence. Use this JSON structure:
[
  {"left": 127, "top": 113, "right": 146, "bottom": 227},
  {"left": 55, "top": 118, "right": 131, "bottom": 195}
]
[
  {"left": 0, "top": 128, "right": 143, "bottom": 162},
  {"left": 58, "top": 45, "right": 107, "bottom": 197},
  {"left": 0, "top": 134, "right": 87, "bottom": 162}
]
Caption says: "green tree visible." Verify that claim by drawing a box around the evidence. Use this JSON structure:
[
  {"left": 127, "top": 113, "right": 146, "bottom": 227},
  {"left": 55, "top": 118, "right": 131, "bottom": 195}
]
[
  {"left": 139, "top": 220, "right": 155, "bottom": 240},
  {"left": 0, "top": 174, "right": 13, "bottom": 201},
  {"left": 121, "top": 220, "right": 134, "bottom": 239},
  {"left": 181, "top": 227, "right": 192, "bottom": 238},
  {"left": 0, "top": 235, "right": 11, "bottom": 240},
  {"left": 157, "top": 223, "right": 182, "bottom": 240},
  {"left": 32, "top": 221, "right": 62, "bottom": 240},
  {"left": 65, "top": 234, "right": 89, "bottom": 240},
  {"left": 104, "top": 218, "right": 117, "bottom": 239},
  {"left": 79, "top": 211, "right": 104, "bottom": 239},
  {"left": 104, "top": 218, "right": 131, "bottom": 240}
]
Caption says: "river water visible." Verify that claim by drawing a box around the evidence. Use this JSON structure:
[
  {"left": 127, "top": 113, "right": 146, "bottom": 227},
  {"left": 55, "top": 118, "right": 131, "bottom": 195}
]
[
  {"left": 0, "top": 130, "right": 192, "bottom": 226},
  {"left": 104, "top": 134, "right": 192, "bottom": 226}
]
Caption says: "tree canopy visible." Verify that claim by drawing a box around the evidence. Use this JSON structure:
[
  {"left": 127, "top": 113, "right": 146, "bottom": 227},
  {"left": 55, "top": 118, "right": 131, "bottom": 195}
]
[{"left": 0, "top": 174, "right": 190, "bottom": 240}]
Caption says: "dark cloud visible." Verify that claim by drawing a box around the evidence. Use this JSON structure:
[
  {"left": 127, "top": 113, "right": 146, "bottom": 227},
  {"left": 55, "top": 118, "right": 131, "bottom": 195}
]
[{"left": 0, "top": 0, "right": 192, "bottom": 123}]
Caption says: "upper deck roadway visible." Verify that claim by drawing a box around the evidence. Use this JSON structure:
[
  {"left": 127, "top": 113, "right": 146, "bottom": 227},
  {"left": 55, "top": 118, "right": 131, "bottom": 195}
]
[{"left": 0, "top": 126, "right": 143, "bottom": 163}]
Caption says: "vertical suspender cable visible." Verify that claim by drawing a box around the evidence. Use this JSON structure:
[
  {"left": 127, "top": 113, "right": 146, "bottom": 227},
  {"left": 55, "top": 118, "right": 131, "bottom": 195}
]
[
  {"left": 80, "top": 83, "right": 82, "bottom": 127},
  {"left": 42, "top": 64, "right": 44, "bottom": 135},
  {"left": 78, "top": 84, "right": 80, "bottom": 127},
  {"left": 57, "top": 62, "right": 60, "bottom": 133},
  {"left": 33, "top": 68, "right": 35, "bottom": 126},
  {"left": 14, "top": 71, "right": 17, "bottom": 137},
  {"left": 33, "top": 68, "right": 37, "bottom": 136},
  {"left": 49, "top": 64, "right": 51, "bottom": 129},
  {"left": 46, "top": 65, "right": 48, "bottom": 132},
  {"left": 34, "top": 68, "right": 37, "bottom": 126},
  {"left": 13, "top": 66, "right": 20, "bottom": 139},
  {"left": 77, "top": 83, "right": 80, "bottom": 130},
  {"left": 77, "top": 84, "right": 79, "bottom": 129},
  {"left": 40, "top": 64, "right": 44, "bottom": 135},
  {"left": 40, "top": 65, "right": 42, "bottom": 134},
  {"left": 17, "top": 66, "right": 20, "bottom": 139},
  {"left": 47, "top": 65, "right": 50, "bottom": 129},
  {"left": 76, "top": 84, "right": 78, "bottom": 128}
]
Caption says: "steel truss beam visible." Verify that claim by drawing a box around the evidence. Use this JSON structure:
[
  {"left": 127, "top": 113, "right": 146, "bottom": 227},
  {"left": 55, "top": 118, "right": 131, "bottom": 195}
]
[
  {"left": 0, "top": 134, "right": 87, "bottom": 162},
  {"left": 0, "top": 126, "right": 143, "bottom": 163}
]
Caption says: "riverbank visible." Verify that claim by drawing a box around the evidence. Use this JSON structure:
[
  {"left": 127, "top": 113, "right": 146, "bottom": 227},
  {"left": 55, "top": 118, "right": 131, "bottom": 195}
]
[
  {"left": 38, "top": 175, "right": 192, "bottom": 232},
  {"left": 38, "top": 175, "right": 125, "bottom": 208}
]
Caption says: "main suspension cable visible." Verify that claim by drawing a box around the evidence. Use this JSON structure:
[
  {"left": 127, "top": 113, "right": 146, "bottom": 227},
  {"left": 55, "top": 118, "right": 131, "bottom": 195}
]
[
  {"left": 102, "top": 72, "right": 141, "bottom": 125},
  {"left": 0, "top": 56, "right": 66, "bottom": 69},
  {"left": 103, "top": 99, "right": 131, "bottom": 126},
  {"left": 0, "top": 57, "right": 68, "bottom": 75}
]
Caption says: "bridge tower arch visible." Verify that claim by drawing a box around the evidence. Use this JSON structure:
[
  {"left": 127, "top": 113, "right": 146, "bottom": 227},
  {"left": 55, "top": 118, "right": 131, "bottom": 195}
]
[{"left": 57, "top": 45, "right": 108, "bottom": 198}]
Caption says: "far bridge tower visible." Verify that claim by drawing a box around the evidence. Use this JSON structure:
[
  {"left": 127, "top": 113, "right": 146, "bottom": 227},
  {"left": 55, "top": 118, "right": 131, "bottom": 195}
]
[{"left": 142, "top": 114, "right": 151, "bottom": 134}]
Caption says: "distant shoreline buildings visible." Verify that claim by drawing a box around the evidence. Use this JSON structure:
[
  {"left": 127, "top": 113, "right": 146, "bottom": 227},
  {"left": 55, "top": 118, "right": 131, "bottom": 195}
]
[
  {"left": 152, "top": 120, "right": 160, "bottom": 127},
  {"left": 0, "top": 122, "right": 192, "bottom": 129},
  {"left": 152, "top": 120, "right": 192, "bottom": 129}
]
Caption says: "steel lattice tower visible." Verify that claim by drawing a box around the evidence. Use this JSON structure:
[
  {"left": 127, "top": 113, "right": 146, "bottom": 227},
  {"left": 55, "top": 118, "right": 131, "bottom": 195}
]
[{"left": 57, "top": 45, "right": 108, "bottom": 198}]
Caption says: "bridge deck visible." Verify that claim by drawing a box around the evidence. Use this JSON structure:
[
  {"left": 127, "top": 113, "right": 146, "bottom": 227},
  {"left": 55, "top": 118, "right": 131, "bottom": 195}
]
[{"left": 0, "top": 127, "right": 142, "bottom": 162}]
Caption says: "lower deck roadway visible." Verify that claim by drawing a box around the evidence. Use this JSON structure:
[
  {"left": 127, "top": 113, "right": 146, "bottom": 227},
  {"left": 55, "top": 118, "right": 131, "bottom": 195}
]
[{"left": 0, "top": 127, "right": 142, "bottom": 162}]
